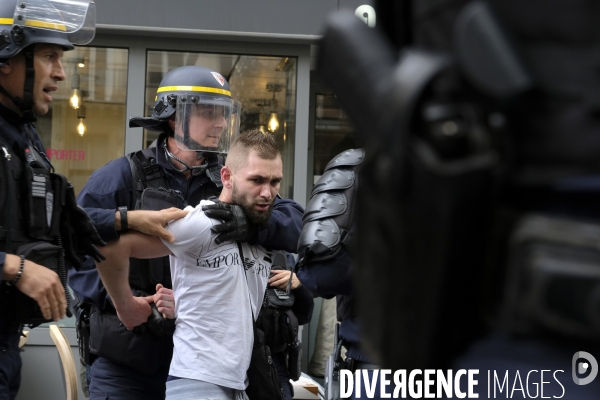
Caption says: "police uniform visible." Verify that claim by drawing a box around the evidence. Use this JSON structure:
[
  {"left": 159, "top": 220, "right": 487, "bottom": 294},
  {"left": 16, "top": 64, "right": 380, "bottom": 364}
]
[
  {"left": 0, "top": 103, "right": 47, "bottom": 400},
  {"left": 0, "top": 103, "right": 102, "bottom": 399},
  {"left": 267, "top": 254, "right": 314, "bottom": 400},
  {"left": 69, "top": 133, "right": 304, "bottom": 400},
  {"left": 0, "top": 2, "right": 99, "bottom": 395},
  {"left": 296, "top": 149, "right": 392, "bottom": 399},
  {"left": 314, "top": 1, "right": 600, "bottom": 398}
]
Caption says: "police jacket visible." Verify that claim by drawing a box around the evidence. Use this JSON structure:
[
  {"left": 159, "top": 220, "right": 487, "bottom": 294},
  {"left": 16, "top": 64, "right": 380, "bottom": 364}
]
[
  {"left": 69, "top": 133, "right": 304, "bottom": 310},
  {"left": 297, "top": 246, "right": 371, "bottom": 362},
  {"left": 0, "top": 103, "right": 57, "bottom": 326}
]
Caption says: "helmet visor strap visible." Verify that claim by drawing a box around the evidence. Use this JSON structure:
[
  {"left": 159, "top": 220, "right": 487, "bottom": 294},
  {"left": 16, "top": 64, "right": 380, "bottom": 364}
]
[{"left": 21, "top": 48, "right": 36, "bottom": 122}]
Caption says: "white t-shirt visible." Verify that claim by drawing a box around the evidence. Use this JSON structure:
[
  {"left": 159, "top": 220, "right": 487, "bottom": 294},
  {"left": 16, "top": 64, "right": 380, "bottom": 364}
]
[{"left": 160, "top": 200, "right": 271, "bottom": 390}]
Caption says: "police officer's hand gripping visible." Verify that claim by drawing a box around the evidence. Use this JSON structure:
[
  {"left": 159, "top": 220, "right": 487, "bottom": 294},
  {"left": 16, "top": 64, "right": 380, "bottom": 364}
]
[{"left": 202, "top": 202, "right": 258, "bottom": 243}]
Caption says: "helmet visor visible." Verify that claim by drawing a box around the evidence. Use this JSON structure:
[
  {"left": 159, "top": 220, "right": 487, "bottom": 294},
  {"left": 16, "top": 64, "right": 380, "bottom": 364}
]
[
  {"left": 174, "top": 94, "right": 241, "bottom": 155},
  {"left": 14, "top": 0, "right": 96, "bottom": 45}
]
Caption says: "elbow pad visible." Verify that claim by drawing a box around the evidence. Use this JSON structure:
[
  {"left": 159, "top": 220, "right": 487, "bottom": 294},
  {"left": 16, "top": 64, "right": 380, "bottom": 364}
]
[{"left": 297, "top": 148, "right": 364, "bottom": 264}]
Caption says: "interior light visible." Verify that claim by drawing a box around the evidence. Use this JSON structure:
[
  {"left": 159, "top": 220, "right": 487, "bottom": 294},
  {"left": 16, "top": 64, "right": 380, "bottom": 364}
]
[
  {"left": 77, "top": 119, "right": 86, "bottom": 136},
  {"left": 265, "top": 83, "right": 282, "bottom": 133},
  {"left": 268, "top": 112, "right": 279, "bottom": 133},
  {"left": 77, "top": 105, "right": 86, "bottom": 136},
  {"left": 70, "top": 88, "right": 81, "bottom": 109}
]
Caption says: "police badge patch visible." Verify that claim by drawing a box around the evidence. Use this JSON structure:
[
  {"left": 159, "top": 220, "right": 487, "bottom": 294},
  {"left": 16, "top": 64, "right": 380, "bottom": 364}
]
[{"left": 211, "top": 72, "right": 226, "bottom": 87}]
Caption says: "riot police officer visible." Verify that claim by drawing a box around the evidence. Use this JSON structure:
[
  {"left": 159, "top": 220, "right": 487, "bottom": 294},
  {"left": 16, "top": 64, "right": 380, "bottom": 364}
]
[
  {"left": 69, "top": 65, "right": 304, "bottom": 400},
  {"left": 0, "top": 1, "right": 102, "bottom": 398},
  {"left": 315, "top": 1, "right": 600, "bottom": 398}
]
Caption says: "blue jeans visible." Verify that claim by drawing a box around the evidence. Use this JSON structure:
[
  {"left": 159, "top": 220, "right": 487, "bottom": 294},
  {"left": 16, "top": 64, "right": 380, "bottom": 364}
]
[{"left": 166, "top": 378, "right": 241, "bottom": 400}]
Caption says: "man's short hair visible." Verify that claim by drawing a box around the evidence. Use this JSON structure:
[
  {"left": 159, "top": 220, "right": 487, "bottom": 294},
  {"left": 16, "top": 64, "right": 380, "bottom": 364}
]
[{"left": 226, "top": 129, "right": 280, "bottom": 171}]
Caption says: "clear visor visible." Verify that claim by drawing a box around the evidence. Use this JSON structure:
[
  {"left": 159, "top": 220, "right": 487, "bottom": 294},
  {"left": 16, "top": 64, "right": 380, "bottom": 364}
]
[
  {"left": 13, "top": 0, "right": 96, "bottom": 45},
  {"left": 174, "top": 94, "right": 241, "bottom": 155}
]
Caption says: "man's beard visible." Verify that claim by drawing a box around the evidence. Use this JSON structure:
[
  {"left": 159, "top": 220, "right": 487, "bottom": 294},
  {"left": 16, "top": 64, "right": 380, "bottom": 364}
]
[{"left": 232, "top": 184, "right": 274, "bottom": 225}]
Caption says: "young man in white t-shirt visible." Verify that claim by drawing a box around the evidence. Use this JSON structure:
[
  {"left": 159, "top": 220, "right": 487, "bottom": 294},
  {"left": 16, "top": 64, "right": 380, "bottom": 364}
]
[{"left": 95, "top": 129, "right": 284, "bottom": 400}]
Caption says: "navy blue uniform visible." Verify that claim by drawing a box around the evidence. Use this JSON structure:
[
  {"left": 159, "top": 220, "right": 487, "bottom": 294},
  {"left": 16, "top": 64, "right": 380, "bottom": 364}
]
[
  {"left": 69, "top": 133, "right": 304, "bottom": 400},
  {"left": 273, "top": 265, "right": 314, "bottom": 400},
  {"left": 297, "top": 248, "right": 367, "bottom": 362},
  {"left": 298, "top": 247, "right": 395, "bottom": 399},
  {"left": 0, "top": 103, "right": 51, "bottom": 400}
]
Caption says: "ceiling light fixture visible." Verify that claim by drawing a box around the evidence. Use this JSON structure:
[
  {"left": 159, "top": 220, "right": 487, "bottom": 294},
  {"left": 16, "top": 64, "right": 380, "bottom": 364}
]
[
  {"left": 77, "top": 105, "right": 86, "bottom": 136},
  {"left": 266, "top": 83, "right": 282, "bottom": 133},
  {"left": 69, "top": 73, "right": 81, "bottom": 109}
]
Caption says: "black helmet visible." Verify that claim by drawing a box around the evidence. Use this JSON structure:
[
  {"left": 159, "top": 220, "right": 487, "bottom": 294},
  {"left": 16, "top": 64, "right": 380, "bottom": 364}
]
[
  {"left": 129, "top": 65, "right": 236, "bottom": 132},
  {"left": 0, "top": 0, "right": 96, "bottom": 64},
  {"left": 0, "top": 0, "right": 96, "bottom": 121},
  {"left": 130, "top": 66, "right": 241, "bottom": 156}
]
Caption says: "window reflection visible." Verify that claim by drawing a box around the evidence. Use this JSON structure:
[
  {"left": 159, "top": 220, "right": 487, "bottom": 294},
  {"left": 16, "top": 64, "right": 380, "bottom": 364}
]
[
  {"left": 145, "top": 51, "right": 297, "bottom": 199},
  {"left": 34, "top": 47, "right": 129, "bottom": 328},
  {"left": 37, "top": 47, "right": 129, "bottom": 196}
]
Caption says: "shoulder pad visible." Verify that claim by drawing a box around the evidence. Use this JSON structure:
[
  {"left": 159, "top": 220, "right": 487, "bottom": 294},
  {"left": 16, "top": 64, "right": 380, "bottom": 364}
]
[
  {"left": 312, "top": 168, "right": 356, "bottom": 196},
  {"left": 298, "top": 148, "right": 363, "bottom": 264},
  {"left": 303, "top": 192, "right": 348, "bottom": 223},
  {"left": 324, "top": 148, "right": 365, "bottom": 172},
  {"left": 297, "top": 219, "right": 343, "bottom": 263}
]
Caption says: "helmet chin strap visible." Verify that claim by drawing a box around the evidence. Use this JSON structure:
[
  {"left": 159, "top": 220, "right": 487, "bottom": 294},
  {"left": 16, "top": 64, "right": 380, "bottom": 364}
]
[
  {"left": 163, "top": 139, "right": 209, "bottom": 173},
  {"left": 0, "top": 47, "right": 37, "bottom": 122}
]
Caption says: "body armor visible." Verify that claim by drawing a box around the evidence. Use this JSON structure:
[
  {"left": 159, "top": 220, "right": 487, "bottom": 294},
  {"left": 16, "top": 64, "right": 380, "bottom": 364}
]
[
  {"left": 297, "top": 148, "right": 364, "bottom": 265},
  {"left": 0, "top": 129, "right": 68, "bottom": 325},
  {"left": 126, "top": 147, "right": 223, "bottom": 294}
]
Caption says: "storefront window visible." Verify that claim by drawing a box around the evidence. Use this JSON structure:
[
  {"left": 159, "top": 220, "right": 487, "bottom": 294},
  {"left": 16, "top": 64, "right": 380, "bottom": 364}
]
[
  {"left": 312, "top": 94, "right": 361, "bottom": 181},
  {"left": 35, "top": 47, "right": 128, "bottom": 328},
  {"left": 145, "top": 51, "right": 297, "bottom": 199},
  {"left": 37, "top": 47, "right": 129, "bottom": 195}
]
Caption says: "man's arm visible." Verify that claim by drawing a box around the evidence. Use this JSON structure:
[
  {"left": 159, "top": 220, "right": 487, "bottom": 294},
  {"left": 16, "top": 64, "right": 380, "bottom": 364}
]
[
  {"left": 296, "top": 248, "right": 354, "bottom": 299},
  {"left": 95, "top": 232, "right": 171, "bottom": 329},
  {"left": 204, "top": 197, "right": 304, "bottom": 253},
  {"left": 71, "top": 157, "right": 186, "bottom": 309},
  {"left": 255, "top": 197, "right": 304, "bottom": 252}
]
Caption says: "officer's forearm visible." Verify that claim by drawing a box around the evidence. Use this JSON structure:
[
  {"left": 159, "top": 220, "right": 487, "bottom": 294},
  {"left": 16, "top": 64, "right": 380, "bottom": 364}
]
[{"left": 95, "top": 240, "right": 135, "bottom": 309}]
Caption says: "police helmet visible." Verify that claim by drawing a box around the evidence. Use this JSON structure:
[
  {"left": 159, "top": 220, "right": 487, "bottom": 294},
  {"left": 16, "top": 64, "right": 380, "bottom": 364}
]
[
  {"left": 0, "top": 0, "right": 96, "bottom": 65},
  {"left": 0, "top": 0, "right": 95, "bottom": 121},
  {"left": 130, "top": 66, "right": 241, "bottom": 155}
]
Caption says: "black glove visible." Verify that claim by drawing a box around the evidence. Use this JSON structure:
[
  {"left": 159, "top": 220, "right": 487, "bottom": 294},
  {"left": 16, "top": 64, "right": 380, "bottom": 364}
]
[
  {"left": 202, "top": 202, "right": 258, "bottom": 244},
  {"left": 61, "top": 182, "right": 106, "bottom": 268}
]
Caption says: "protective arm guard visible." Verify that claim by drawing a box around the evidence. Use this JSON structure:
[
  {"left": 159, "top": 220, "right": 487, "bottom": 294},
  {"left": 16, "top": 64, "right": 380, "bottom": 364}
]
[{"left": 297, "top": 149, "right": 364, "bottom": 266}]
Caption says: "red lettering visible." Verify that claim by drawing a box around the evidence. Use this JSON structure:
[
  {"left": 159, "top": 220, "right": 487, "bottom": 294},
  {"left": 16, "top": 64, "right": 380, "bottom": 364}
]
[{"left": 45, "top": 149, "right": 85, "bottom": 161}]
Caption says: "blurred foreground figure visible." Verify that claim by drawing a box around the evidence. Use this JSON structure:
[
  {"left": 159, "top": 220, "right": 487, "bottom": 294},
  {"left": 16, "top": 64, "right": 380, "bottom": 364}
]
[{"left": 317, "top": 1, "right": 600, "bottom": 398}]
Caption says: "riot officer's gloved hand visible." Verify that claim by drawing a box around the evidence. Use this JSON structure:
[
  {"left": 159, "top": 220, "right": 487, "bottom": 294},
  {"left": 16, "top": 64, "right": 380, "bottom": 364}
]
[
  {"left": 61, "top": 184, "right": 106, "bottom": 268},
  {"left": 202, "top": 202, "right": 258, "bottom": 244}
]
